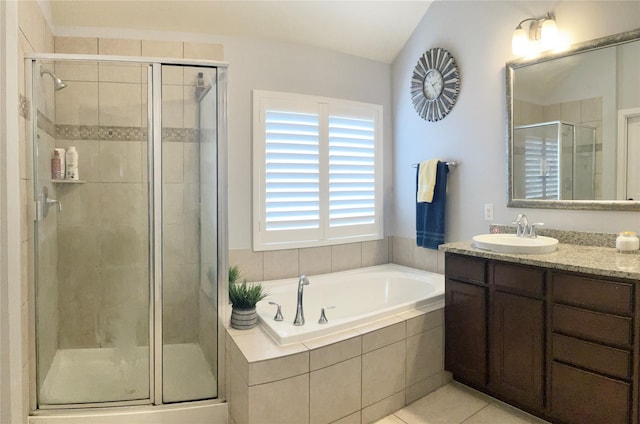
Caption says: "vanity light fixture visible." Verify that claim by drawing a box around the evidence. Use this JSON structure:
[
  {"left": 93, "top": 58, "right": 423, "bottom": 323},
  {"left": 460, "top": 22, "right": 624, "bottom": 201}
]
[{"left": 512, "top": 13, "right": 558, "bottom": 56}]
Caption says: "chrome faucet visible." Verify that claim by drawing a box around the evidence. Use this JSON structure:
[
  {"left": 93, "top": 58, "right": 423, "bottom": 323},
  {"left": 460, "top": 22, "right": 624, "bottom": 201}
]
[
  {"left": 512, "top": 214, "right": 544, "bottom": 238},
  {"left": 512, "top": 214, "right": 529, "bottom": 237},
  {"left": 293, "top": 275, "right": 310, "bottom": 326}
]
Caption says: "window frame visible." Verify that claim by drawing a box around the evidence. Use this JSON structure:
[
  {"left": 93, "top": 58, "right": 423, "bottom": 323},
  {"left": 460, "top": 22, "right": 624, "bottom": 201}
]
[{"left": 252, "top": 90, "right": 383, "bottom": 251}]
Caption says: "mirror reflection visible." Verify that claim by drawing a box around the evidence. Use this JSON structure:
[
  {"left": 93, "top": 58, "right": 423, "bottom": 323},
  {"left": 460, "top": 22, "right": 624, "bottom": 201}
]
[
  {"left": 513, "top": 121, "right": 596, "bottom": 200},
  {"left": 508, "top": 28, "right": 640, "bottom": 209}
]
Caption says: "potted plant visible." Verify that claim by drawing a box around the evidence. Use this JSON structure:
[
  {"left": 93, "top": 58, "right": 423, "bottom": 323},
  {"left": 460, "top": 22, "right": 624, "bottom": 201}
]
[{"left": 228, "top": 265, "right": 268, "bottom": 330}]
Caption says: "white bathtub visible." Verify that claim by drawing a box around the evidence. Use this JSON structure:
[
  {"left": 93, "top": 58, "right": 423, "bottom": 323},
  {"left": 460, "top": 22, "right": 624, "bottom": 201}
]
[{"left": 256, "top": 264, "right": 445, "bottom": 344}]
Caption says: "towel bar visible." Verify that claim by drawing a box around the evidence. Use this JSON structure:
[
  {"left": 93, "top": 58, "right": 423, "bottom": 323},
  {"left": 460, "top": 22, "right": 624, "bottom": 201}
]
[{"left": 412, "top": 161, "right": 459, "bottom": 168}]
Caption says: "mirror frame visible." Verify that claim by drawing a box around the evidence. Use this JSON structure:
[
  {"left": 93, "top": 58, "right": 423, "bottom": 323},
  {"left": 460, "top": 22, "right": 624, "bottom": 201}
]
[{"left": 507, "top": 27, "right": 640, "bottom": 211}]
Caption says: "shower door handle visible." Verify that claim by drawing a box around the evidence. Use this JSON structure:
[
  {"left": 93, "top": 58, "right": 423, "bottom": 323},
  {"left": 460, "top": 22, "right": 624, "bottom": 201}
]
[
  {"left": 38, "top": 186, "right": 61, "bottom": 220},
  {"left": 46, "top": 197, "right": 62, "bottom": 213}
]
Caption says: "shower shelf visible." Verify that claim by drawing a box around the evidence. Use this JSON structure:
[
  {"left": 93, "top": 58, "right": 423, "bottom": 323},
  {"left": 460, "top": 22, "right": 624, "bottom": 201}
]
[{"left": 51, "top": 179, "right": 85, "bottom": 184}]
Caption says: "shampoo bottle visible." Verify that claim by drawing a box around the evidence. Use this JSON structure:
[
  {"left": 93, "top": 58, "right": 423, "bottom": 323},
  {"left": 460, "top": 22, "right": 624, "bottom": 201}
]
[
  {"left": 54, "top": 148, "right": 66, "bottom": 178},
  {"left": 51, "top": 150, "right": 61, "bottom": 179},
  {"left": 65, "top": 146, "right": 79, "bottom": 180}
]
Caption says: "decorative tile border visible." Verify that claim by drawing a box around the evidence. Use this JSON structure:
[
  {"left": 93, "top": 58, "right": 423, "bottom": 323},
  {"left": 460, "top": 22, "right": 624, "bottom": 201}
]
[
  {"left": 55, "top": 124, "right": 199, "bottom": 143},
  {"left": 56, "top": 124, "right": 147, "bottom": 141},
  {"left": 513, "top": 143, "right": 602, "bottom": 155},
  {"left": 36, "top": 111, "right": 55, "bottom": 138},
  {"left": 162, "top": 127, "right": 199, "bottom": 143},
  {"left": 19, "top": 94, "right": 29, "bottom": 119},
  {"left": 576, "top": 143, "right": 602, "bottom": 153}
]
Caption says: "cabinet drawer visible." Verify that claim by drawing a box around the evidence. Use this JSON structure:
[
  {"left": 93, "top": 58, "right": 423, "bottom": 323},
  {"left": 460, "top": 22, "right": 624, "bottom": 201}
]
[
  {"left": 552, "top": 333, "right": 631, "bottom": 380},
  {"left": 551, "top": 362, "right": 630, "bottom": 424},
  {"left": 552, "top": 273, "right": 633, "bottom": 316},
  {"left": 445, "top": 254, "right": 486, "bottom": 284},
  {"left": 492, "top": 262, "right": 545, "bottom": 297},
  {"left": 552, "top": 304, "right": 632, "bottom": 348}
]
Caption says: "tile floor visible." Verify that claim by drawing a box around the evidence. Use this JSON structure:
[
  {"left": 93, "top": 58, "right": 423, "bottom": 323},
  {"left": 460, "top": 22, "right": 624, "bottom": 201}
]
[{"left": 375, "top": 382, "right": 551, "bottom": 424}]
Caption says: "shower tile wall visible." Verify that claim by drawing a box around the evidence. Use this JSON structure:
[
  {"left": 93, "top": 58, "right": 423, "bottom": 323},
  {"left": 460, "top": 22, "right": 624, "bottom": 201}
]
[
  {"left": 14, "top": 3, "right": 224, "bottom": 406},
  {"left": 51, "top": 36, "right": 224, "bottom": 373},
  {"left": 54, "top": 60, "right": 150, "bottom": 349}
]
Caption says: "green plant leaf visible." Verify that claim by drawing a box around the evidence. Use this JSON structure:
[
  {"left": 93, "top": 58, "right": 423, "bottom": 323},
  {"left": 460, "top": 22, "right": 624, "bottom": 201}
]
[{"left": 228, "top": 265, "right": 268, "bottom": 308}]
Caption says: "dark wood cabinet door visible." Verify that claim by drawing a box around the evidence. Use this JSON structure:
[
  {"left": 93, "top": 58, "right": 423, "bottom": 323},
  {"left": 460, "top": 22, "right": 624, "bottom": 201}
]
[
  {"left": 445, "top": 279, "right": 487, "bottom": 388},
  {"left": 551, "top": 362, "right": 630, "bottom": 424},
  {"left": 490, "top": 291, "right": 544, "bottom": 410}
]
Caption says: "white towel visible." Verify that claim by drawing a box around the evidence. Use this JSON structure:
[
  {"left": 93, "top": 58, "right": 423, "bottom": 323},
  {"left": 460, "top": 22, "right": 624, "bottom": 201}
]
[{"left": 417, "top": 159, "right": 440, "bottom": 203}]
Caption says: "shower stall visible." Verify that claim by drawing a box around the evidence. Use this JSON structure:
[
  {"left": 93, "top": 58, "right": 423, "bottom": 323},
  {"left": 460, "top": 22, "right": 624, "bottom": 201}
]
[
  {"left": 513, "top": 121, "right": 597, "bottom": 200},
  {"left": 27, "top": 54, "right": 227, "bottom": 416}
]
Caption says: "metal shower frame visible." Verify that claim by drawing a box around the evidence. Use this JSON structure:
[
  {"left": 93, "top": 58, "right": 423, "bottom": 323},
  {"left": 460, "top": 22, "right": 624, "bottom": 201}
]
[{"left": 25, "top": 53, "right": 229, "bottom": 411}]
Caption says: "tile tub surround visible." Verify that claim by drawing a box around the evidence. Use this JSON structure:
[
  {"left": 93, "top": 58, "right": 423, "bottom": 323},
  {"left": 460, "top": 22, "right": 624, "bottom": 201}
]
[
  {"left": 229, "top": 236, "right": 447, "bottom": 285},
  {"left": 225, "top": 307, "right": 448, "bottom": 424}
]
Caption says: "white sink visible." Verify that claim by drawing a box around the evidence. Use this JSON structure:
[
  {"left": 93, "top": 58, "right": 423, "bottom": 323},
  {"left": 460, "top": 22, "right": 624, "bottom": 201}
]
[{"left": 472, "top": 233, "right": 559, "bottom": 254}]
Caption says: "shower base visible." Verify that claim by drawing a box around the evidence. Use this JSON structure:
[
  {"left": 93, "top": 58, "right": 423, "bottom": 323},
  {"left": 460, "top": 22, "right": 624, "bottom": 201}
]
[{"left": 39, "top": 342, "right": 216, "bottom": 405}]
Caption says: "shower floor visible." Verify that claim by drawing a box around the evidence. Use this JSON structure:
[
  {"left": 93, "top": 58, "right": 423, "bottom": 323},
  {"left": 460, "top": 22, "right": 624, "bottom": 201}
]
[{"left": 39, "top": 343, "right": 216, "bottom": 405}]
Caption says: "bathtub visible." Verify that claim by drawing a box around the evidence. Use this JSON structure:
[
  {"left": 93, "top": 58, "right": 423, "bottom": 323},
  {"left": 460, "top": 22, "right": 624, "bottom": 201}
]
[{"left": 256, "top": 264, "right": 445, "bottom": 344}]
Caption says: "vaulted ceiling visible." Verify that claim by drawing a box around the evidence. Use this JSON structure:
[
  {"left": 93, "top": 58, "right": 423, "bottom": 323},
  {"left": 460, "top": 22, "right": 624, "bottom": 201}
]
[{"left": 46, "top": 0, "right": 432, "bottom": 64}]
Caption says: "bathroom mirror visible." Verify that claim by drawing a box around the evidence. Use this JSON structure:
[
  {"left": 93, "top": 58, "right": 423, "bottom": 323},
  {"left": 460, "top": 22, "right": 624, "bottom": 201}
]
[{"left": 507, "top": 28, "right": 640, "bottom": 211}]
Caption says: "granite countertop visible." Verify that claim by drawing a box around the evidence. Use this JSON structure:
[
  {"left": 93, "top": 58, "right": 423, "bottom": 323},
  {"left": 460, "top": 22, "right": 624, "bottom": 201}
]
[{"left": 442, "top": 240, "right": 640, "bottom": 281}]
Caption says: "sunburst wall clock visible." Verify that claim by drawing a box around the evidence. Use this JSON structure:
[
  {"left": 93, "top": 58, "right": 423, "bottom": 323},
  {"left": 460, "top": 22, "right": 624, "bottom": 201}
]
[{"left": 410, "top": 48, "right": 460, "bottom": 122}]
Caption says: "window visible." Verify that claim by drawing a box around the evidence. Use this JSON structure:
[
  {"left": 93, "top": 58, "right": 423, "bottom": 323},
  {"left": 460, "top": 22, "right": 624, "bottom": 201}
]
[{"left": 253, "top": 90, "right": 383, "bottom": 251}]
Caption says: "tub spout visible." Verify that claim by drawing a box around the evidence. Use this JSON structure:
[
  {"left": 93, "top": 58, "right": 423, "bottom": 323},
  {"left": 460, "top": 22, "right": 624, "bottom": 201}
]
[{"left": 293, "top": 275, "right": 310, "bottom": 326}]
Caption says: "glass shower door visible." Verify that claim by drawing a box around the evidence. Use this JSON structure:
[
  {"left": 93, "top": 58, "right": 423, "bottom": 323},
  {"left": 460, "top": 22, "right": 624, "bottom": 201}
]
[
  {"left": 34, "top": 59, "right": 152, "bottom": 406},
  {"left": 161, "top": 65, "right": 218, "bottom": 403}
]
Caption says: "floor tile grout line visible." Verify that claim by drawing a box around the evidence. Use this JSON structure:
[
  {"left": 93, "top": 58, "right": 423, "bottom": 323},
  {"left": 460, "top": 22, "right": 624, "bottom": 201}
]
[
  {"left": 459, "top": 402, "right": 492, "bottom": 424},
  {"left": 390, "top": 413, "right": 410, "bottom": 424}
]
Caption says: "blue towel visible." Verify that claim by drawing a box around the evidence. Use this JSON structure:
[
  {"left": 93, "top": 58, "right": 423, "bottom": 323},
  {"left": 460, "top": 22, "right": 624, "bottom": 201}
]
[{"left": 416, "top": 161, "right": 448, "bottom": 249}]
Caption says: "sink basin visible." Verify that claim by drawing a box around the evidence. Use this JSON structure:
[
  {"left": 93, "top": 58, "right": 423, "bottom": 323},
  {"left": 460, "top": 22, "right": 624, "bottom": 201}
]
[{"left": 472, "top": 233, "right": 559, "bottom": 254}]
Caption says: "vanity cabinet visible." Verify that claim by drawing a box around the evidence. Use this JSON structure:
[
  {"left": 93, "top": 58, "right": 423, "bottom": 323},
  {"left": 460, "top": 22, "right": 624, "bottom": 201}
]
[
  {"left": 489, "top": 262, "right": 545, "bottom": 411},
  {"left": 445, "top": 252, "right": 639, "bottom": 424},
  {"left": 549, "top": 272, "right": 634, "bottom": 424},
  {"left": 444, "top": 254, "right": 488, "bottom": 388}
]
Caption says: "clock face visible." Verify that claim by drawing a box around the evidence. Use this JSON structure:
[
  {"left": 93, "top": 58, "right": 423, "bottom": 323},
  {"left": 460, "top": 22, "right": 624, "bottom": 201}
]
[
  {"left": 410, "top": 48, "right": 460, "bottom": 122},
  {"left": 423, "top": 69, "right": 444, "bottom": 100}
]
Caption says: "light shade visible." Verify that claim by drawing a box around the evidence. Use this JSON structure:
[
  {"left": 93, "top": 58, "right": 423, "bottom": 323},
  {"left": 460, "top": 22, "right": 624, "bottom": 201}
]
[
  {"left": 541, "top": 18, "right": 558, "bottom": 49},
  {"left": 512, "top": 14, "right": 560, "bottom": 57},
  {"left": 512, "top": 27, "right": 529, "bottom": 56}
]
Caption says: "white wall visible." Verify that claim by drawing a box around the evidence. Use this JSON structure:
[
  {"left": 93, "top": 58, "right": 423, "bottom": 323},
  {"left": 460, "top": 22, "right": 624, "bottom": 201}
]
[
  {"left": 391, "top": 1, "right": 640, "bottom": 242},
  {"left": 222, "top": 37, "right": 393, "bottom": 249},
  {"left": 1, "top": 1, "right": 25, "bottom": 422}
]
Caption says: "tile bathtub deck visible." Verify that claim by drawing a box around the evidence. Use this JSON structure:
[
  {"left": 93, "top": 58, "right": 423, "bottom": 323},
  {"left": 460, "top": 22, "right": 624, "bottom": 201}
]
[{"left": 376, "top": 383, "right": 550, "bottom": 424}]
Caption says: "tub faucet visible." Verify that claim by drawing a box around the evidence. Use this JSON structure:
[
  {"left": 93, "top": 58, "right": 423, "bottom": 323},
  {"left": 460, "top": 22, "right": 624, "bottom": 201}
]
[{"left": 293, "top": 275, "right": 310, "bottom": 326}]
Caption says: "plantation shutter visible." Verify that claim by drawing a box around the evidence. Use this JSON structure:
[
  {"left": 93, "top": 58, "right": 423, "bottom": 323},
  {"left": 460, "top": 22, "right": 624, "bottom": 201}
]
[
  {"left": 524, "top": 136, "right": 559, "bottom": 199},
  {"left": 264, "top": 111, "right": 320, "bottom": 231},
  {"left": 253, "top": 91, "right": 383, "bottom": 251},
  {"left": 328, "top": 115, "right": 376, "bottom": 230}
]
